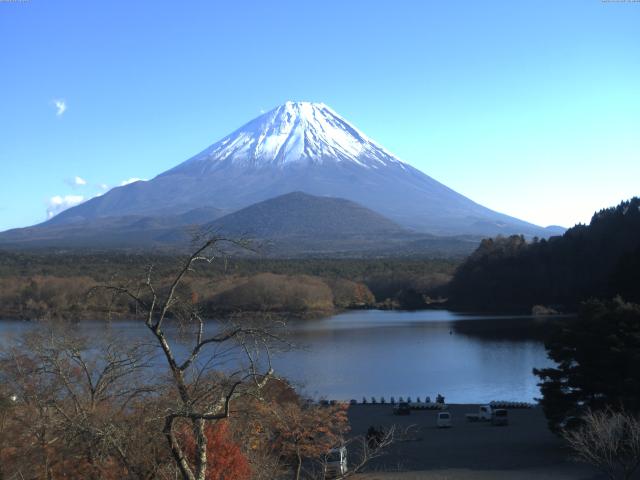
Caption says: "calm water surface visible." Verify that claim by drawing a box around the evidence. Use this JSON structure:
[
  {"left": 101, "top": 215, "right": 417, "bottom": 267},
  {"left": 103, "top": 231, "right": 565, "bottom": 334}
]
[{"left": 0, "top": 310, "right": 554, "bottom": 403}]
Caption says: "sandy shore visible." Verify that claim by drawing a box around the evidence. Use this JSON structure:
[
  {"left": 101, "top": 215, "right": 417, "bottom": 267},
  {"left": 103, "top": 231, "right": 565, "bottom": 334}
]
[{"left": 347, "top": 404, "right": 605, "bottom": 480}]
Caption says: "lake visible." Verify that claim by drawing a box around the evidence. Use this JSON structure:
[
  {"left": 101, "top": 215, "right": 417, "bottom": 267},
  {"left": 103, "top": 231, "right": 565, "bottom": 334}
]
[{"left": 0, "top": 310, "right": 555, "bottom": 403}]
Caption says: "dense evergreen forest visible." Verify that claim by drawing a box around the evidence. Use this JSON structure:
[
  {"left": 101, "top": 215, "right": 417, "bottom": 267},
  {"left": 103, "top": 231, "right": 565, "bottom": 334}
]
[
  {"left": 447, "top": 198, "right": 640, "bottom": 311},
  {"left": 534, "top": 297, "right": 640, "bottom": 430}
]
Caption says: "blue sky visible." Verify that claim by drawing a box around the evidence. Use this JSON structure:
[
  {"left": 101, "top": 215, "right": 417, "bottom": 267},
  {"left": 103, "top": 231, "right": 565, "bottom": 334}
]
[{"left": 0, "top": 0, "right": 638, "bottom": 231}]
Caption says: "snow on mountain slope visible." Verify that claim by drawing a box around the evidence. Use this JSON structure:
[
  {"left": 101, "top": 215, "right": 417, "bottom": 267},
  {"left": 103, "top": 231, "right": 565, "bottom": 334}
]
[
  {"left": 169, "top": 101, "right": 408, "bottom": 173},
  {"left": 31, "top": 101, "right": 557, "bottom": 238}
]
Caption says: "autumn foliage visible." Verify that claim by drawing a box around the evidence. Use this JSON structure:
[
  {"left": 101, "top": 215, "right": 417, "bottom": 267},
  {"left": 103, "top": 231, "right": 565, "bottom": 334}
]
[
  {"left": 179, "top": 421, "right": 252, "bottom": 480},
  {"left": 0, "top": 332, "right": 353, "bottom": 480}
]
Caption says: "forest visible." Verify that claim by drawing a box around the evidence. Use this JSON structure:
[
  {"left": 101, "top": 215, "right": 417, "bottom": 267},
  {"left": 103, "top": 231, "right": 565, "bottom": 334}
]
[
  {"left": 446, "top": 197, "right": 640, "bottom": 312},
  {"left": 4, "top": 198, "right": 640, "bottom": 319},
  {"left": 0, "top": 253, "right": 457, "bottom": 320}
]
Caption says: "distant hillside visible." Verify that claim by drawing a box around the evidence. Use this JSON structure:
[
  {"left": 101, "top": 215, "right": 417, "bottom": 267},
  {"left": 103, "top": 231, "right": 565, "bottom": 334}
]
[
  {"left": 205, "top": 192, "right": 481, "bottom": 257},
  {"left": 0, "top": 192, "right": 480, "bottom": 257},
  {"left": 209, "top": 192, "right": 404, "bottom": 238},
  {"left": 447, "top": 197, "right": 640, "bottom": 311},
  {"left": 0, "top": 207, "right": 226, "bottom": 250}
]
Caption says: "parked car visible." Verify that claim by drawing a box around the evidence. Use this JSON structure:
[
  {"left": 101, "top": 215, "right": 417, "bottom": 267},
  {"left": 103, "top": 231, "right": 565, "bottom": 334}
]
[
  {"left": 465, "top": 405, "right": 493, "bottom": 422},
  {"left": 491, "top": 408, "right": 509, "bottom": 426},
  {"left": 393, "top": 402, "right": 411, "bottom": 415},
  {"left": 437, "top": 411, "right": 452, "bottom": 428},
  {"left": 324, "top": 446, "right": 347, "bottom": 478}
]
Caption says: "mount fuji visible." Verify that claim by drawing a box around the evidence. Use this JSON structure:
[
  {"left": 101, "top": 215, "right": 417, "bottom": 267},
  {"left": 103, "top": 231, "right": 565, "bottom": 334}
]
[{"left": 2, "top": 101, "right": 562, "bottom": 251}]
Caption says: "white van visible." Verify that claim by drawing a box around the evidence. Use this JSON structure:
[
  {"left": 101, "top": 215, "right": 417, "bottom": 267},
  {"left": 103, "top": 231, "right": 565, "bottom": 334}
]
[
  {"left": 479, "top": 405, "right": 493, "bottom": 420},
  {"left": 437, "top": 411, "right": 452, "bottom": 428}
]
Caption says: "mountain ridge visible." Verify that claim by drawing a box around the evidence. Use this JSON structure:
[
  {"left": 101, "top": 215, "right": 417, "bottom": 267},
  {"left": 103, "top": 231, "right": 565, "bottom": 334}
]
[
  {"left": 5, "top": 101, "right": 563, "bottom": 246},
  {"left": 0, "top": 192, "right": 481, "bottom": 257},
  {"left": 207, "top": 191, "right": 405, "bottom": 238}
]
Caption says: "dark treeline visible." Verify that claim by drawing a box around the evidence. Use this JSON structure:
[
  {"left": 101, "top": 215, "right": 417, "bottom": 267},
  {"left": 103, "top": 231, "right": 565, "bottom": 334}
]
[
  {"left": 447, "top": 197, "right": 640, "bottom": 312},
  {"left": 0, "top": 253, "right": 458, "bottom": 319},
  {"left": 534, "top": 297, "right": 640, "bottom": 431},
  {"left": 0, "top": 252, "right": 457, "bottom": 282}
]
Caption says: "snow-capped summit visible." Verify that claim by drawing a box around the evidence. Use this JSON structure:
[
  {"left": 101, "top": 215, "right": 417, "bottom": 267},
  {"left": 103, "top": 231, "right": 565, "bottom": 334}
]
[
  {"left": 37, "top": 101, "right": 554, "bottom": 239},
  {"left": 172, "top": 101, "right": 407, "bottom": 173}
]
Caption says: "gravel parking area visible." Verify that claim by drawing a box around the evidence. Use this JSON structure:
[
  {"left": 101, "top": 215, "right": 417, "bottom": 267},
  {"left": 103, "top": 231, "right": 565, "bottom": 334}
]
[{"left": 347, "top": 404, "right": 605, "bottom": 480}]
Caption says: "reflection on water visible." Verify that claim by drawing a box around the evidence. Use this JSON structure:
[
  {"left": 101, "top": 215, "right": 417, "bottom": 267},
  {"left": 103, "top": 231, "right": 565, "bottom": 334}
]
[
  {"left": 277, "top": 310, "right": 554, "bottom": 403},
  {"left": 0, "top": 310, "right": 555, "bottom": 403}
]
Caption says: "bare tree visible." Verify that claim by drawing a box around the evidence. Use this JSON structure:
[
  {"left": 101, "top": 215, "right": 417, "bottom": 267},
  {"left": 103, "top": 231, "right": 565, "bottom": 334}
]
[
  {"left": 0, "top": 324, "right": 160, "bottom": 480},
  {"left": 271, "top": 408, "right": 395, "bottom": 480},
  {"left": 92, "top": 236, "right": 283, "bottom": 480},
  {"left": 0, "top": 367, "right": 14, "bottom": 469},
  {"left": 342, "top": 424, "right": 396, "bottom": 478},
  {"left": 563, "top": 408, "right": 640, "bottom": 480},
  {"left": 262, "top": 400, "right": 349, "bottom": 480},
  {"left": 0, "top": 331, "right": 67, "bottom": 479}
]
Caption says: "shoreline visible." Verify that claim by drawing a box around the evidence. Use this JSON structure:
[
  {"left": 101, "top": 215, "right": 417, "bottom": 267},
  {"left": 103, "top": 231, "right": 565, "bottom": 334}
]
[{"left": 0, "top": 305, "right": 577, "bottom": 323}]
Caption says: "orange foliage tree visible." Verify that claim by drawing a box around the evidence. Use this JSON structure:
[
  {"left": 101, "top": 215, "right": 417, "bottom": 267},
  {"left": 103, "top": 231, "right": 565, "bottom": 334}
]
[
  {"left": 265, "top": 401, "right": 350, "bottom": 480},
  {"left": 179, "top": 420, "right": 251, "bottom": 480}
]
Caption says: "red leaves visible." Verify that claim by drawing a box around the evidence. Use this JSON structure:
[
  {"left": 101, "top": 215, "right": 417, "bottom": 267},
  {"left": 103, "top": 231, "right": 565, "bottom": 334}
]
[{"left": 179, "top": 420, "right": 252, "bottom": 480}]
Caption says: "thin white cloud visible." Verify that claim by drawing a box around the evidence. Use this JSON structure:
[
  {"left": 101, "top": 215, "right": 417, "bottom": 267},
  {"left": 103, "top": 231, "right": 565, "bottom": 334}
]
[
  {"left": 46, "top": 194, "right": 84, "bottom": 219},
  {"left": 45, "top": 178, "right": 146, "bottom": 219},
  {"left": 65, "top": 175, "right": 87, "bottom": 187},
  {"left": 53, "top": 99, "right": 67, "bottom": 116},
  {"left": 120, "top": 177, "right": 146, "bottom": 186}
]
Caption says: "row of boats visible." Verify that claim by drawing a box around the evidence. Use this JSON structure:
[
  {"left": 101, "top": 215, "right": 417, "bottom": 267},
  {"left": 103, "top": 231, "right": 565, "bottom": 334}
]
[{"left": 319, "top": 398, "right": 535, "bottom": 409}]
